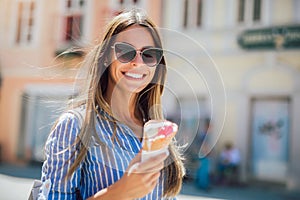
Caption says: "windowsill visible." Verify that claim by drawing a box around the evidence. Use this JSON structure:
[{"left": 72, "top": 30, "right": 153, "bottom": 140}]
[
  {"left": 55, "top": 49, "right": 84, "bottom": 58},
  {"left": 55, "top": 44, "right": 84, "bottom": 58}
]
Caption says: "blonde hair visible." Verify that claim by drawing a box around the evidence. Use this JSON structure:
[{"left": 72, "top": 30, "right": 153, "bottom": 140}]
[{"left": 66, "top": 9, "right": 185, "bottom": 197}]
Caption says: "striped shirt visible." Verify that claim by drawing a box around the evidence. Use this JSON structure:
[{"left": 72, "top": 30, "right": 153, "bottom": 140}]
[{"left": 38, "top": 107, "right": 174, "bottom": 200}]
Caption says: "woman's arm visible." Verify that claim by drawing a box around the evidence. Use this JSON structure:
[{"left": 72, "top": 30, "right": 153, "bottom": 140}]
[
  {"left": 88, "top": 151, "right": 168, "bottom": 200},
  {"left": 39, "top": 112, "right": 82, "bottom": 199}
]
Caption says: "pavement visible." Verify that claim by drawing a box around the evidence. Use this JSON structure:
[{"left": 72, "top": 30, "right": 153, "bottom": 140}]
[
  {"left": 0, "top": 163, "right": 300, "bottom": 200},
  {"left": 180, "top": 180, "right": 300, "bottom": 200},
  {"left": 0, "top": 173, "right": 215, "bottom": 200}
]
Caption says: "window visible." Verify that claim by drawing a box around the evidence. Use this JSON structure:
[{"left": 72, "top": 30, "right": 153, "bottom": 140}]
[
  {"left": 183, "top": 0, "right": 203, "bottom": 28},
  {"left": 196, "top": 0, "right": 203, "bottom": 27},
  {"left": 61, "top": 0, "right": 86, "bottom": 44},
  {"left": 183, "top": 0, "right": 188, "bottom": 28},
  {"left": 15, "top": 0, "right": 36, "bottom": 45},
  {"left": 253, "top": 0, "right": 261, "bottom": 21},
  {"left": 17, "top": 84, "right": 75, "bottom": 161},
  {"left": 237, "top": 0, "right": 261, "bottom": 24},
  {"left": 295, "top": 0, "right": 300, "bottom": 22},
  {"left": 115, "top": 0, "right": 140, "bottom": 13},
  {"left": 118, "top": 0, "right": 139, "bottom": 5},
  {"left": 238, "top": 0, "right": 245, "bottom": 22}
]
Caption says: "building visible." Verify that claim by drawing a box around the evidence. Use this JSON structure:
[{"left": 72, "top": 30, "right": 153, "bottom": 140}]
[
  {"left": 0, "top": 0, "right": 299, "bottom": 191},
  {"left": 162, "top": 0, "right": 300, "bottom": 191},
  {"left": 0, "top": 0, "right": 162, "bottom": 162}
]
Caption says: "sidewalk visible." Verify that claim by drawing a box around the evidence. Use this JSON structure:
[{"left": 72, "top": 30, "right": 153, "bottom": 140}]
[
  {"left": 0, "top": 174, "right": 34, "bottom": 200},
  {"left": 0, "top": 173, "right": 219, "bottom": 200},
  {"left": 0, "top": 163, "right": 217, "bottom": 200},
  {"left": 1, "top": 163, "right": 300, "bottom": 200},
  {"left": 180, "top": 180, "right": 300, "bottom": 200}
]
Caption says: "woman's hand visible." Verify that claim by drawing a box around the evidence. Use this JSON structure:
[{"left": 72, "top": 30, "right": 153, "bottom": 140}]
[
  {"left": 116, "top": 151, "right": 168, "bottom": 199},
  {"left": 90, "top": 151, "right": 168, "bottom": 200}
]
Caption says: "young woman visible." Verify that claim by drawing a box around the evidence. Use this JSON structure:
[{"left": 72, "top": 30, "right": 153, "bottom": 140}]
[{"left": 38, "top": 9, "right": 185, "bottom": 200}]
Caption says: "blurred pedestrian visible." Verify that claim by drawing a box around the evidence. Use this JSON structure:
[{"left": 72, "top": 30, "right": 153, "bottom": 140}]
[
  {"left": 38, "top": 9, "right": 185, "bottom": 200},
  {"left": 217, "top": 141, "right": 240, "bottom": 185},
  {"left": 195, "top": 119, "right": 212, "bottom": 191}
]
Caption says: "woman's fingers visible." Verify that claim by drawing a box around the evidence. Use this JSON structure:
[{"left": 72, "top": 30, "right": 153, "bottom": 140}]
[
  {"left": 138, "top": 152, "right": 168, "bottom": 172},
  {"left": 146, "top": 172, "right": 161, "bottom": 191},
  {"left": 142, "top": 161, "right": 164, "bottom": 173},
  {"left": 140, "top": 171, "right": 161, "bottom": 190},
  {"left": 127, "top": 151, "right": 168, "bottom": 174},
  {"left": 118, "top": 152, "right": 167, "bottom": 199}
]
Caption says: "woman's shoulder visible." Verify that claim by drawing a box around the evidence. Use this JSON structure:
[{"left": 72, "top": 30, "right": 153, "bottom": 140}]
[
  {"left": 64, "top": 104, "right": 86, "bottom": 126},
  {"left": 46, "top": 105, "right": 86, "bottom": 150},
  {"left": 60, "top": 103, "right": 85, "bottom": 119},
  {"left": 53, "top": 104, "right": 86, "bottom": 133}
]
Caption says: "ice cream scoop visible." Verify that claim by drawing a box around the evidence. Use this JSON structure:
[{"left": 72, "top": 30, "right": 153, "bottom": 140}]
[{"left": 142, "top": 120, "right": 178, "bottom": 151}]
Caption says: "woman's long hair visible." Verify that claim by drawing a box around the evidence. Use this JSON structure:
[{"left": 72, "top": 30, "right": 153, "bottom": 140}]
[{"left": 66, "top": 9, "right": 185, "bottom": 197}]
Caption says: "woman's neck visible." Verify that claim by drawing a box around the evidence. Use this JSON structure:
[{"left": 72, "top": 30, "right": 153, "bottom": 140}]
[
  {"left": 111, "top": 92, "right": 137, "bottom": 121},
  {"left": 104, "top": 87, "right": 144, "bottom": 138}
]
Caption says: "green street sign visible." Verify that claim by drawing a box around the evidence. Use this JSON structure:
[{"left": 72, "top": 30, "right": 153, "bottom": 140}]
[{"left": 238, "top": 25, "right": 300, "bottom": 50}]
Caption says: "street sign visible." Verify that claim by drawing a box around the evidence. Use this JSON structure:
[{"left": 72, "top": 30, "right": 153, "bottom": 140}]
[{"left": 238, "top": 25, "right": 300, "bottom": 50}]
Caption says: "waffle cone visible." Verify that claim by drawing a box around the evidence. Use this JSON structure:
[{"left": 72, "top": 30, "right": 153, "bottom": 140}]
[{"left": 143, "top": 131, "right": 176, "bottom": 151}]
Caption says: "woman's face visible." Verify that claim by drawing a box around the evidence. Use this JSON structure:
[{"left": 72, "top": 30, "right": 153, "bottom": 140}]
[{"left": 107, "top": 25, "right": 157, "bottom": 94}]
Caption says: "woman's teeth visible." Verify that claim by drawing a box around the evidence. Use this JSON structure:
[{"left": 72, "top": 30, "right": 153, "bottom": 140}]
[{"left": 125, "top": 72, "right": 143, "bottom": 79}]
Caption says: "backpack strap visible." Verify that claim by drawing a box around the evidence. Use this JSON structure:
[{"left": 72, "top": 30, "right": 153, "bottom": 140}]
[{"left": 67, "top": 105, "right": 86, "bottom": 127}]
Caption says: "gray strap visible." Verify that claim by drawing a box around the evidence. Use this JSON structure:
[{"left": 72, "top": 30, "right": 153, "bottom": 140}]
[{"left": 67, "top": 106, "right": 86, "bottom": 127}]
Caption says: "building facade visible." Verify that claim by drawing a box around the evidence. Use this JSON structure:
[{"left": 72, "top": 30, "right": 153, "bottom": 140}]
[
  {"left": 162, "top": 0, "right": 300, "bottom": 190},
  {"left": 0, "top": 0, "right": 162, "bottom": 162}
]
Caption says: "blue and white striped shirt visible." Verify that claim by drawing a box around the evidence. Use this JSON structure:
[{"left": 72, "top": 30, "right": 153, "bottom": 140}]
[{"left": 39, "top": 107, "right": 173, "bottom": 199}]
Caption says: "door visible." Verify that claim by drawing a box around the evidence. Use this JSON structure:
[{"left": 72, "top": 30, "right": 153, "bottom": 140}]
[{"left": 250, "top": 97, "right": 290, "bottom": 182}]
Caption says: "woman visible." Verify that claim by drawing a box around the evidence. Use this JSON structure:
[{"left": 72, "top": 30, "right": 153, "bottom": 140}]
[{"left": 39, "top": 9, "right": 185, "bottom": 200}]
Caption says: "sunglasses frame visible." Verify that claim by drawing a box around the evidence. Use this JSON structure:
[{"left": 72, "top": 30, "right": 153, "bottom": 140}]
[{"left": 111, "top": 42, "right": 163, "bottom": 67}]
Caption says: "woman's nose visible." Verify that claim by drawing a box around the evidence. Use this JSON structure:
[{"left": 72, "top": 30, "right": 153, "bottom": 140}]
[{"left": 131, "top": 51, "right": 144, "bottom": 66}]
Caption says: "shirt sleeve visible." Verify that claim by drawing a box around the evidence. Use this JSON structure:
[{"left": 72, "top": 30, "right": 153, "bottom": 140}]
[{"left": 38, "top": 112, "right": 82, "bottom": 200}]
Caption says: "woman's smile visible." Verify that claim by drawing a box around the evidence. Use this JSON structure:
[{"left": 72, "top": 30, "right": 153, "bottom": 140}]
[
  {"left": 122, "top": 71, "right": 147, "bottom": 81},
  {"left": 123, "top": 71, "right": 145, "bottom": 80}
]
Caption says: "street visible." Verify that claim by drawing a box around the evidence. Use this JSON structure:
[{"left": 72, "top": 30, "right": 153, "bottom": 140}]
[
  {"left": 0, "top": 174, "right": 220, "bottom": 200},
  {"left": 0, "top": 162, "right": 299, "bottom": 200}
]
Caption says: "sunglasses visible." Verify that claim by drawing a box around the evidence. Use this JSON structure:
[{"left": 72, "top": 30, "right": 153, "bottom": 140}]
[{"left": 112, "top": 42, "right": 163, "bottom": 67}]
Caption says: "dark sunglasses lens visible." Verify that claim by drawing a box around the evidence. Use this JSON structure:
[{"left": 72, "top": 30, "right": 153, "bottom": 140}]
[
  {"left": 142, "top": 49, "right": 163, "bottom": 67},
  {"left": 115, "top": 43, "right": 136, "bottom": 63}
]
